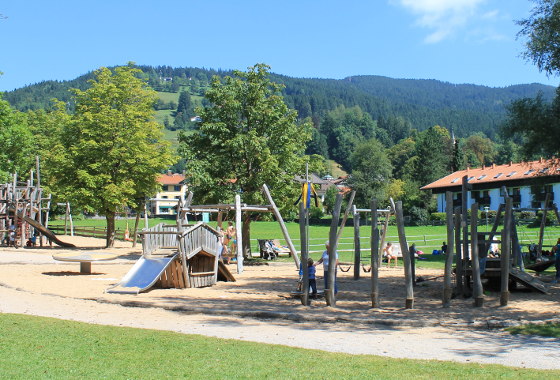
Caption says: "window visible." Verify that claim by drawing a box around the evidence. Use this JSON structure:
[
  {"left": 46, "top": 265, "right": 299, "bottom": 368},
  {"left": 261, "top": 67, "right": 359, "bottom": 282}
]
[
  {"left": 467, "top": 176, "right": 474, "bottom": 181},
  {"left": 494, "top": 173, "right": 503, "bottom": 178},
  {"left": 162, "top": 196, "right": 168, "bottom": 199},
  {"left": 539, "top": 168, "right": 549, "bottom": 173},
  {"left": 161, "top": 185, "right": 168, "bottom": 191},
  {"left": 524, "top": 169, "right": 535, "bottom": 175},
  {"left": 174, "top": 185, "right": 181, "bottom": 191},
  {"left": 175, "top": 196, "right": 180, "bottom": 199},
  {"left": 506, "top": 171, "right": 517, "bottom": 177},
  {"left": 451, "top": 177, "right": 460, "bottom": 183},
  {"left": 477, "top": 175, "right": 486, "bottom": 180}
]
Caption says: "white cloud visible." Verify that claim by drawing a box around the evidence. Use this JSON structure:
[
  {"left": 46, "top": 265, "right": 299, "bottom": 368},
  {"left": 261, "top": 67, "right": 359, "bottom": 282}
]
[{"left": 395, "top": 0, "right": 486, "bottom": 43}]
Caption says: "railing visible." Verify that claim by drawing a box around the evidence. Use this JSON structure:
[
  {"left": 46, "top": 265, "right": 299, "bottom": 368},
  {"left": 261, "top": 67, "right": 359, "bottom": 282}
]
[
  {"left": 49, "top": 225, "right": 133, "bottom": 240},
  {"left": 140, "top": 223, "right": 179, "bottom": 256},
  {"left": 178, "top": 222, "right": 221, "bottom": 258}
]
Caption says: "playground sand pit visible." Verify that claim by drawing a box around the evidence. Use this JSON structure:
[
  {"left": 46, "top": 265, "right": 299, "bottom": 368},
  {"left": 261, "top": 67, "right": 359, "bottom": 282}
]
[{"left": 1, "top": 236, "right": 559, "bottom": 327}]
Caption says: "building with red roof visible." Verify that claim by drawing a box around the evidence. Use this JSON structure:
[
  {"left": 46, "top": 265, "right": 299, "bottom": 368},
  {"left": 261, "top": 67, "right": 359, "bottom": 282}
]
[
  {"left": 421, "top": 158, "right": 560, "bottom": 212},
  {"left": 151, "top": 171, "right": 188, "bottom": 215}
]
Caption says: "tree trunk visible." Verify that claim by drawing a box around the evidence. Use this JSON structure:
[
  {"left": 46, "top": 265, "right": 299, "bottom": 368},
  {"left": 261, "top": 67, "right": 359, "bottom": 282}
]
[
  {"left": 242, "top": 214, "right": 251, "bottom": 259},
  {"left": 132, "top": 211, "right": 140, "bottom": 248},
  {"left": 106, "top": 211, "right": 116, "bottom": 248}
]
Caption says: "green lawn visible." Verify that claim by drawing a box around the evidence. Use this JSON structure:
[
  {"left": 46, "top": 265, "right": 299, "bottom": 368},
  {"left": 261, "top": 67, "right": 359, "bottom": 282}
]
[
  {"left": 1, "top": 313, "right": 557, "bottom": 379},
  {"left": 507, "top": 323, "right": 560, "bottom": 338},
  {"left": 47, "top": 217, "right": 560, "bottom": 268}
]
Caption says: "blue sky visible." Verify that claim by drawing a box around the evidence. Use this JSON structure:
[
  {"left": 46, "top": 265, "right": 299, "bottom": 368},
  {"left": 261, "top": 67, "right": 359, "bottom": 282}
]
[{"left": 0, "top": 0, "right": 558, "bottom": 91}]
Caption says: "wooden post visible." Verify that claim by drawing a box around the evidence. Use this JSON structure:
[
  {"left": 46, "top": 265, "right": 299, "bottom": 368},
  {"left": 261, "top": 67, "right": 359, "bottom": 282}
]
[
  {"left": 217, "top": 211, "right": 223, "bottom": 230},
  {"left": 461, "top": 175, "right": 469, "bottom": 298},
  {"left": 64, "top": 202, "right": 68, "bottom": 235},
  {"left": 353, "top": 206, "right": 361, "bottom": 280},
  {"left": 143, "top": 202, "right": 149, "bottom": 229},
  {"left": 537, "top": 193, "right": 551, "bottom": 260},
  {"left": 470, "top": 203, "right": 483, "bottom": 307},
  {"left": 501, "top": 197, "right": 513, "bottom": 306},
  {"left": 379, "top": 212, "right": 390, "bottom": 266},
  {"left": 395, "top": 201, "right": 414, "bottom": 309},
  {"left": 132, "top": 210, "right": 140, "bottom": 247},
  {"left": 299, "top": 203, "right": 309, "bottom": 306},
  {"left": 454, "top": 209, "right": 463, "bottom": 295},
  {"left": 443, "top": 192, "right": 454, "bottom": 307},
  {"left": 35, "top": 156, "right": 43, "bottom": 246},
  {"left": 335, "top": 190, "right": 356, "bottom": 242},
  {"left": 68, "top": 203, "right": 74, "bottom": 236},
  {"left": 511, "top": 212, "right": 523, "bottom": 270},
  {"left": 326, "top": 193, "right": 343, "bottom": 306},
  {"left": 484, "top": 203, "right": 503, "bottom": 254},
  {"left": 371, "top": 199, "right": 380, "bottom": 308},
  {"left": 262, "top": 184, "right": 300, "bottom": 268},
  {"left": 235, "top": 194, "right": 243, "bottom": 274}
]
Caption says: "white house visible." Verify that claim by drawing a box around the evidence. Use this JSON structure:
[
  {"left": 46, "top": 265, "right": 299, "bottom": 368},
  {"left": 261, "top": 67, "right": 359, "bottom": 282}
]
[
  {"left": 151, "top": 172, "right": 187, "bottom": 215},
  {"left": 421, "top": 158, "right": 560, "bottom": 212}
]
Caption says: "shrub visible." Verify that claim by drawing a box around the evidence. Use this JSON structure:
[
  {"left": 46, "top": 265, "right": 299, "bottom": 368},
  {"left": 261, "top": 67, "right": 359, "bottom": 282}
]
[{"left": 430, "top": 212, "right": 446, "bottom": 222}]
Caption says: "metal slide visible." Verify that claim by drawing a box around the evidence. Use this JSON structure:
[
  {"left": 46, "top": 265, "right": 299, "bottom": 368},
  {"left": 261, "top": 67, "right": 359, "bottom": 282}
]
[
  {"left": 18, "top": 214, "right": 76, "bottom": 248},
  {"left": 106, "top": 254, "right": 179, "bottom": 294}
]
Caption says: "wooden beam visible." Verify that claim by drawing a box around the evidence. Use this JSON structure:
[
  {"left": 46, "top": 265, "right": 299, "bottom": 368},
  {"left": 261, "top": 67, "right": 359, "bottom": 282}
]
[
  {"left": 470, "top": 202, "right": 483, "bottom": 307},
  {"left": 235, "top": 194, "right": 243, "bottom": 274},
  {"left": 443, "top": 192, "right": 454, "bottom": 307},
  {"left": 353, "top": 205, "right": 361, "bottom": 280},
  {"left": 370, "top": 199, "right": 380, "bottom": 308},
  {"left": 299, "top": 202, "right": 309, "bottom": 306},
  {"left": 262, "top": 184, "right": 300, "bottom": 268},
  {"left": 395, "top": 201, "right": 414, "bottom": 309},
  {"left": 326, "top": 193, "right": 343, "bottom": 307},
  {"left": 537, "top": 193, "right": 551, "bottom": 260},
  {"left": 335, "top": 190, "right": 356, "bottom": 242},
  {"left": 501, "top": 197, "right": 513, "bottom": 306}
]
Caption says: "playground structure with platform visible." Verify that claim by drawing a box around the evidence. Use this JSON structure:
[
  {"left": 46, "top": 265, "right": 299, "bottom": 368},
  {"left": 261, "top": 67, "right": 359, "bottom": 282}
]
[{"left": 0, "top": 171, "right": 74, "bottom": 249}]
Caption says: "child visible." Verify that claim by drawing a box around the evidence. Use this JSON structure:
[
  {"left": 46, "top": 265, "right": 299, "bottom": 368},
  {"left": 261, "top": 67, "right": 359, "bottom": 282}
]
[{"left": 298, "top": 258, "right": 317, "bottom": 297}]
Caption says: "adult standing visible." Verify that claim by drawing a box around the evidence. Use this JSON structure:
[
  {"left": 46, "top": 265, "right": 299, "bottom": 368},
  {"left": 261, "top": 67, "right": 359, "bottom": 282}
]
[{"left": 314, "top": 241, "right": 339, "bottom": 294}]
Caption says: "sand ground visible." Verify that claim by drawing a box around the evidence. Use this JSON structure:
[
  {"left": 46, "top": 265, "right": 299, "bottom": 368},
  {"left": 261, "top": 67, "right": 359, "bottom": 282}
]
[{"left": 1, "top": 236, "right": 559, "bottom": 370}]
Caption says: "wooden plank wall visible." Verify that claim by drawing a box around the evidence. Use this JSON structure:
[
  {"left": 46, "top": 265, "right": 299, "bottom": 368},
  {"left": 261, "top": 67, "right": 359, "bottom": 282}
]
[{"left": 188, "top": 253, "right": 217, "bottom": 288}]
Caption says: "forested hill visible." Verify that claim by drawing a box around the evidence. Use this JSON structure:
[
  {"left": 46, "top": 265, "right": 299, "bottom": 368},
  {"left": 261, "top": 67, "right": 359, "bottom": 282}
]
[{"left": 3, "top": 65, "right": 556, "bottom": 139}]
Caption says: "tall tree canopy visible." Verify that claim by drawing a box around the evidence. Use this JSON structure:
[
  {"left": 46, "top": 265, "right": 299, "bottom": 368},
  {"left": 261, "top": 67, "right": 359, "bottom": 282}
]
[
  {"left": 518, "top": 0, "right": 560, "bottom": 76},
  {"left": 0, "top": 94, "right": 33, "bottom": 182},
  {"left": 347, "top": 138, "right": 392, "bottom": 207},
  {"left": 502, "top": 90, "right": 560, "bottom": 158},
  {"left": 179, "top": 64, "right": 311, "bottom": 256},
  {"left": 52, "top": 64, "right": 174, "bottom": 247}
]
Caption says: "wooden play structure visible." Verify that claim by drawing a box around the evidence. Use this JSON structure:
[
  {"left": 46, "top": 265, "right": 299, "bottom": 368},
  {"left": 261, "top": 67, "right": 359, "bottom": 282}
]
[
  {"left": 0, "top": 169, "right": 74, "bottom": 248},
  {"left": 441, "top": 178, "right": 551, "bottom": 308},
  {"left": 107, "top": 221, "right": 235, "bottom": 294},
  {"left": 179, "top": 184, "right": 300, "bottom": 273}
]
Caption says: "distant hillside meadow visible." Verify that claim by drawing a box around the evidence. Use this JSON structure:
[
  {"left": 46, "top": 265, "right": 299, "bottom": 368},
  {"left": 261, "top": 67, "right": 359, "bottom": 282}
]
[{"left": 3, "top": 64, "right": 556, "bottom": 141}]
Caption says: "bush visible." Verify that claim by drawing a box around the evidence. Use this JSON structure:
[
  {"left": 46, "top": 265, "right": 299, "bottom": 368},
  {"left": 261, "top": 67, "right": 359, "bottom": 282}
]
[
  {"left": 430, "top": 212, "right": 446, "bottom": 222},
  {"left": 529, "top": 211, "right": 557, "bottom": 227},
  {"left": 309, "top": 206, "right": 324, "bottom": 220},
  {"left": 408, "top": 206, "right": 429, "bottom": 226}
]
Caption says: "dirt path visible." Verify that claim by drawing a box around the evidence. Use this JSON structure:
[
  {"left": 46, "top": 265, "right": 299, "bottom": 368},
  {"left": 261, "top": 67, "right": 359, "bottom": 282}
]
[{"left": 1, "top": 237, "right": 559, "bottom": 370}]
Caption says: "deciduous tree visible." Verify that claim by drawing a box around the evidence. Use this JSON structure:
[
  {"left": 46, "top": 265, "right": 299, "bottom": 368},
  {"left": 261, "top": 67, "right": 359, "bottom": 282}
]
[
  {"left": 179, "top": 64, "right": 311, "bottom": 257},
  {"left": 53, "top": 64, "right": 174, "bottom": 247}
]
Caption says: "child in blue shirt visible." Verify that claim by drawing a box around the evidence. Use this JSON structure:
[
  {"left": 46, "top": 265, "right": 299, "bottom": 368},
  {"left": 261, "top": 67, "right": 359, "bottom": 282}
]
[{"left": 298, "top": 258, "right": 317, "bottom": 297}]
